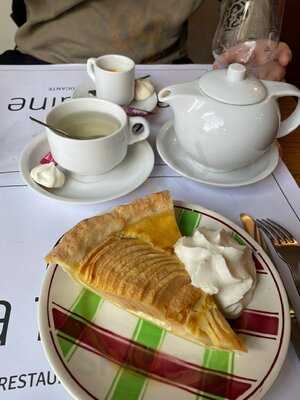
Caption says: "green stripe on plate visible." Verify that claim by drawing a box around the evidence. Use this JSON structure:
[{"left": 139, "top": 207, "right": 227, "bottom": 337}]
[
  {"left": 203, "top": 349, "right": 234, "bottom": 374},
  {"left": 233, "top": 233, "right": 245, "bottom": 246},
  {"left": 198, "top": 218, "right": 235, "bottom": 400},
  {"left": 106, "top": 208, "right": 201, "bottom": 400},
  {"left": 178, "top": 209, "right": 235, "bottom": 400},
  {"left": 106, "top": 319, "right": 165, "bottom": 400},
  {"left": 58, "top": 289, "right": 102, "bottom": 361},
  {"left": 178, "top": 209, "right": 201, "bottom": 236},
  {"left": 199, "top": 350, "right": 234, "bottom": 400}
]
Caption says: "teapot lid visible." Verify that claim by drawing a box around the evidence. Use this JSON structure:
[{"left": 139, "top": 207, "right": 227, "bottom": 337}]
[{"left": 199, "top": 64, "right": 267, "bottom": 105}]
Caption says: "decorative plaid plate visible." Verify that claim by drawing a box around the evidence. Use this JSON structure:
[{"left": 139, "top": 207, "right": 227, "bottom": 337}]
[{"left": 38, "top": 202, "right": 290, "bottom": 400}]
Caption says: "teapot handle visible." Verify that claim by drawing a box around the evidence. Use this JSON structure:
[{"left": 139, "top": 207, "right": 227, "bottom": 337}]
[{"left": 263, "top": 80, "right": 300, "bottom": 138}]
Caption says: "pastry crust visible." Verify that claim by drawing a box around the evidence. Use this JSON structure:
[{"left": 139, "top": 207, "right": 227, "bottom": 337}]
[
  {"left": 45, "top": 191, "right": 245, "bottom": 352},
  {"left": 115, "top": 190, "right": 173, "bottom": 224},
  {"left": 45, "top": 191, "right": 180, "bottom": 268},
  {"left": 45, "top": 212, "right": 125, "bottom": 272}
]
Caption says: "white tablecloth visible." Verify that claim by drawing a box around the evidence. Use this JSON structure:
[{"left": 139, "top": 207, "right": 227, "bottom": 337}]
[{"left": 0, "top": 64, "right": 299, "bottom": 399}]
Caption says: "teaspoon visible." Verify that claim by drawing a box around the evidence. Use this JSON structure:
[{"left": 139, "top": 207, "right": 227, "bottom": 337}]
[{"left": 29, "top": 116, "right": 71, "bottom": 139}]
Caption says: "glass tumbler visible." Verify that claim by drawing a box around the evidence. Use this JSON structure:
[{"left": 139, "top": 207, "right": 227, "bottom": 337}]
[{"left": 212, "top": 0, "right": 286, "bottom": 75}]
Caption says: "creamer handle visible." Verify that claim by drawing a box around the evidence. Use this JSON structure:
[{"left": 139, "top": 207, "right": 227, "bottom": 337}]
[
  {"left": 87, "top": 58, "right": 97, "bottom": 83},
  {"left": 264, "top": 80, "right": 300, "bottom": 138}
]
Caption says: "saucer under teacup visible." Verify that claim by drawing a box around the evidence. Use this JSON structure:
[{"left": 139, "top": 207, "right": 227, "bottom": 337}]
[
  {"left": 156, "top": 121, "right": 280, "bottom": 188},
  {"left": 20, "top": 134, "right": 154, "bottom": 204},
  {"left": 72, "top": 78, "right": 158, "bottom": 112}
]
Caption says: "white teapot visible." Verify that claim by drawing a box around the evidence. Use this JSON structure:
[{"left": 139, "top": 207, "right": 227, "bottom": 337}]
[{"left": 158, "top": 64, "right": 300, "bottom": 172}]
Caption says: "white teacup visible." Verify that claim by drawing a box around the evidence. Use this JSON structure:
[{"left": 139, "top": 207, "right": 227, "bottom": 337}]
[
  {"left": 46, "top": 98, "right": 150, "bottom": 179},
  {"left": 87, "top": 54, "right": 135, "bottom": 105}
]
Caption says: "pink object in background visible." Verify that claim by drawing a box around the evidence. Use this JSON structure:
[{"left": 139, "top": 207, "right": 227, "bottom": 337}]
[
  {"left": 124, "top": 106, "right": 155, "bottom": 117},
  {"left": 40, "top": 152, "right": 57, "bottom": 165}
]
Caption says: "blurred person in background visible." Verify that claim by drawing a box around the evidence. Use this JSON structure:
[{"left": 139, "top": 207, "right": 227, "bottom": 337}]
[{"left": 0, "top": 0, "right": 292, "bottom": 81}]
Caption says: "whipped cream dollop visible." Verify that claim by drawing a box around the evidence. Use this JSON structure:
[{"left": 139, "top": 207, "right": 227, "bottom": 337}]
[
  {"left": 30, "top": 162, "right": 65, "bottom": 188},
  {"left": 174, "top": 228, "right": 256, "bottom": 318},
  {"left": 134, "top": 78, "right": 155, "bottom": 101}
]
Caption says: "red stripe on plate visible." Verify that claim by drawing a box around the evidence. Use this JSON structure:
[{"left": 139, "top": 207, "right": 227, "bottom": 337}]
[
  {"left": 53, "top": 307, "right": 252, "bottom": 400},
  {"left": 231, "top": 310, "right": 279, "bottom": 336},
  {"left": 236, "top": 331, "right": 277, "bottom": 340},
  {"left": 253, "top": 254, "right": 266, "bottom": 272},
  {"left": 244, "top": 309, "right": 279, "bottom": 316}
]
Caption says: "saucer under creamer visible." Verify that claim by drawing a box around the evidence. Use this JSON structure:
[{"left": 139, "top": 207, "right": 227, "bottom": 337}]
[
  {"left": 20, "top": 134, "right": 154, "bottom": 204},
  {"left": 156, "top": 121, "right": 279, "bottom": 188},
  {"left": 72, "top": 78, "right": 158, "bottom": 112}
]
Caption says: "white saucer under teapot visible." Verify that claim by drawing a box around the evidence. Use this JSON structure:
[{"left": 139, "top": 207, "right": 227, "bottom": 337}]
[{"left": 158, "top": 63, "right": 300, "bottom": 172}]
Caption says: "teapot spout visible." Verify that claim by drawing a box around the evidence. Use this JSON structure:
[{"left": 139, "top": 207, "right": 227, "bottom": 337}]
[
  {"left": 158, "top": 81, "right": 201, "bottom": 109},
  {"left": 158, "top": 85, "right": 182, "bottom": 105}
]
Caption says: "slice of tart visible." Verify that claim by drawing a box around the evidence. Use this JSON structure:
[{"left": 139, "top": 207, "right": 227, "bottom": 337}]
[{"left": 45, "top": 191, "right": 245, "bottom": 352}]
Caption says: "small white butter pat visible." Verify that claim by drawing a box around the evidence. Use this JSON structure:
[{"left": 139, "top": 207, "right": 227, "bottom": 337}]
[
  {"left": 30, "top": 162, "right": 65, "bottom": 188},
  {"left": 134, "top": 78, "right": 155, "bottom": 101}
]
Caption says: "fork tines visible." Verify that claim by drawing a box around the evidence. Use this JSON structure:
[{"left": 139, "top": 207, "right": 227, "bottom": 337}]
[{"left": 256, "top": 219, "right": 297, "bottom": 245}]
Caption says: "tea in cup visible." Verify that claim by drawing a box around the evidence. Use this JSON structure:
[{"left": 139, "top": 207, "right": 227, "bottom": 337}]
[
  {"left": 87, "top": 54, "right": 135, "bottom": 105},
  {"left": 46, "top": 98, "right": 150, "bottom": 178}
]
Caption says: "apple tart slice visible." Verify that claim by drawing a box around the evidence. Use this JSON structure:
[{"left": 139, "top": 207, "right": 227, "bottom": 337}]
[{"left": 45, "top": 191, "right": 245, "bottom": 352}]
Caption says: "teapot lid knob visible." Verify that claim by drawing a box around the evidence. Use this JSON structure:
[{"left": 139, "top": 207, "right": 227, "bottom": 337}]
[
  {"left": 198, "top": 63, "right": 267, "bottom": 105},
  {"left": 227, "top": 63, "right": 246, "bottom": 82}
]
